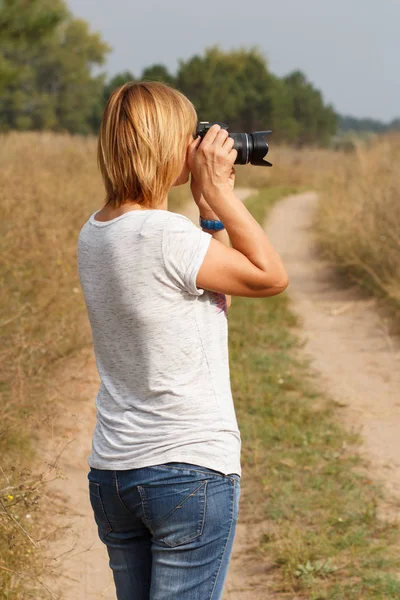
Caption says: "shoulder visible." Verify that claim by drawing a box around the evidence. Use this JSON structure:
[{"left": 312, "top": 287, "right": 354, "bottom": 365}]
[
  {"left": 160, "top": 211, "right": 199, "bottom": 233},
  {"left": 157, "top": 210, "right": 195, "bottom": 225},
  {"left": 135, "top": 210, "right": 197, "bottom": 240},
  {"left": 77, "top": 219, "right": 91, "bottom": 246}
]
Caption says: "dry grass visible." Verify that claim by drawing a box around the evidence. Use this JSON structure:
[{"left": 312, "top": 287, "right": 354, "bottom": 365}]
[
  {"left": 234, "top": 143, "right": 339, "bottom": 190},
  {"left": 0, "top": 131, "right": 190, "bottom": 597},
  {"left": 0, "top": 132, "right": 101, "bottom": 455},
  {"left": 314, "top": 134, "right": 400, "bottom": 320},
  {"left": 0, "top": 132, "right": 104, "bottom": 596}
]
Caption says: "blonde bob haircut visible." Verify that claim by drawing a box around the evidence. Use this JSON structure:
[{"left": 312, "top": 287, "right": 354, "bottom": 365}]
[{"left": 98, "top": 81, "right": 197, "bottom": 208}]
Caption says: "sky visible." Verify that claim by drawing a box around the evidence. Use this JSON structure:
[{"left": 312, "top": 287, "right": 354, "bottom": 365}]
[{"left": 67, "top": 0, "right": 399, "bottom": 122}]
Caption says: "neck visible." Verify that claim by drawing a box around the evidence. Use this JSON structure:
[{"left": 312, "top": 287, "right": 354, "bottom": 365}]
[
  {"left": 120, "top": 193, "right": 168, "bottom": 211},
  {"left": 99, "top": 195, "right": 169, "bottom": 220}
]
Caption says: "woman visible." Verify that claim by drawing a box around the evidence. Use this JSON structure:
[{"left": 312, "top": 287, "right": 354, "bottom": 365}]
[{"left": 77, "top": 81, "right": 288, "bottom": 600}]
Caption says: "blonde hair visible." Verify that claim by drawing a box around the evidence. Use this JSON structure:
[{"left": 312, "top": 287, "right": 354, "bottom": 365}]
[{"left": 98, "top": 81, "right": 197, "bottom": 208}]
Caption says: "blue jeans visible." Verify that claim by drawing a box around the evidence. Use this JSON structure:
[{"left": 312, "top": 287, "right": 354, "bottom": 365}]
[{"left": 88, "top": 462, "right": 241, "bottom": 599}]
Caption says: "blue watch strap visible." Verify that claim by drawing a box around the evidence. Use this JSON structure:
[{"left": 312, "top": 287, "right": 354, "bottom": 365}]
[{"left": 199, "top": 216, "right": 225, "bottom": 231}]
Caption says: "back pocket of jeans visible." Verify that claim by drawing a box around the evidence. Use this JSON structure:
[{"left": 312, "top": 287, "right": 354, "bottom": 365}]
[{"left": 138, "top": 479, "right": 207, "bottom": 548}]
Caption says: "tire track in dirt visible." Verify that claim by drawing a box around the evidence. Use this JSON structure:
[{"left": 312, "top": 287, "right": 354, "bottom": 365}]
[
  {"left": 42, "top": 348, "right": 116, "bottom": 599},
  {"left": 265, "top": 192, "right": 400, "bottom": 513}
]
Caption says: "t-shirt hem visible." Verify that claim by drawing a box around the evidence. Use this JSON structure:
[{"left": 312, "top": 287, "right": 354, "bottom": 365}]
[{"left": 88, "top": 452, "right": 241, "bottom": 477}]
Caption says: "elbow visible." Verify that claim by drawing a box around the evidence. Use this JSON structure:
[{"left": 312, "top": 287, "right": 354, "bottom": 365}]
[
  {"left": 272, "top": 276, "right": 289, "bottom": 295},
  {"left": 276, "top": 273, "right": 289, "bottom": 291},
  {"left": 253, "top": 268, "right": 289, "bottom": 293},
  {"left": 258, "top": 271, "right": 289, "bottom": 297}
]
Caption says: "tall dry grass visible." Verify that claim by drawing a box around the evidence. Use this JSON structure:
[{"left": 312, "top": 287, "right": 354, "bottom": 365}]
[
  {"left": 315, "top": 134, "right": 400, "bottom": 318},
  {"left": 0, "top": 131, "right": 192, "bottom": 596},
  {"left": 1, "top": 132, "right": 102, "bottom": 452},
  {"left": 0, "top": 132, "right": 104, "bottom": 596},
  {"left": 234, "top": 143, "right": 339, "bottom": 190}
]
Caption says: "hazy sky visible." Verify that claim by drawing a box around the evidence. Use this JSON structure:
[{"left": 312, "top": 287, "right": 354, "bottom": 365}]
[{"left": 67, "top": 0, "right": 399, "bottom": 121}]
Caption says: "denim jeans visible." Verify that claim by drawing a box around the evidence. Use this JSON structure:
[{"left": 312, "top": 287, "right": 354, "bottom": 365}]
[{"left": 88, "top": 462, "right": 241, "bottom": 600}]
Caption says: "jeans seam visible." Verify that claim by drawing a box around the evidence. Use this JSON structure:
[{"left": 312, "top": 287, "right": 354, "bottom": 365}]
[
  {"left": 89, "top": 481, "right": 113, "bottom": 538},
  {"left": 113, "top": 470, "right": 153, "bottom": 533},
  {"left": 200, "top": 478, "right": 207, "bottom": 536},
  {"left": 137, "top": 485, "right": 155, "bottom": 535},
  {"left": 208, "top": 477, "right": 236, "bottom": 599}
]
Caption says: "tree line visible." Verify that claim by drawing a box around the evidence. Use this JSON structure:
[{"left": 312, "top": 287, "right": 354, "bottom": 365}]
[
  {"left": 339, "top": 115, "right": 400, "bottom": 135},
  {"left": 0, "top": 0, "right": 339, "bottom": 145}
]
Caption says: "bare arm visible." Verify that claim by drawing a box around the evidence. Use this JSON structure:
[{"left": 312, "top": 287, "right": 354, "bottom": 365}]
[
  {"left": 199, "top": 210, "right": 232, "bottom": 310},
  {"left": 187, "top": 124, "right": 289, "bottom": 298},
  {"left": 191, "top": 173, "right": 233, "bottom": 309}
]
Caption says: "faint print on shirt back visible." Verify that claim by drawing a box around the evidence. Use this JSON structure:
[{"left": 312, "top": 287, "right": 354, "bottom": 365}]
[{"left": 210, "top": 292, "right": 227, "bottom": 316}]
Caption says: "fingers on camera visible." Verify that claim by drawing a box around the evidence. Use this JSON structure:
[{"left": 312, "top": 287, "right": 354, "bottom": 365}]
[
  {"left": 215, "top": 128, "right": 229, "bottom": 145},
  {"left": 229, "top": 148, "right": 238, "bottom": 162},
  {"left": 203, "top": 123, "right": 221, "bottom": 144},
  {"left": 223, "top": 136, "right": 235, "bottom": 150},
  {"left": 189, "top": 136, "right": 201, "bottom": 153}
]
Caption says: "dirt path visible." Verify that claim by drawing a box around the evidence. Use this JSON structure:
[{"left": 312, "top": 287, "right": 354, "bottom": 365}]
[
  {"left": 42, "top": 348, "right": 116, "bottom": 599},
  {"left": 265, "top": 192, "right": 400, "bottom": 509}
]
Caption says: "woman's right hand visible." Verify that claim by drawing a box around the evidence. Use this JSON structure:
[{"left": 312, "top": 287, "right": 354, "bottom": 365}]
[{"left": 187, "top": 124, "right": 237, "bottom": 197}]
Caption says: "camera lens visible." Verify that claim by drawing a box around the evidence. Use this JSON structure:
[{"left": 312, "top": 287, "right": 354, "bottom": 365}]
[
  {"left": 195, "top": 122, "right": 272, "bottom": 167},
  {"left": 230, "top": 132, "right": 272, "bottom": 166},
  {"left": 229, "top": 133, "right": 250, "bottom": 164}
]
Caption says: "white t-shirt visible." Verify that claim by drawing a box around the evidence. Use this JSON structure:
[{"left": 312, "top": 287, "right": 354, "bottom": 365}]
[{"left": 77, "top": 208, "right": 241, "bottom": 476}]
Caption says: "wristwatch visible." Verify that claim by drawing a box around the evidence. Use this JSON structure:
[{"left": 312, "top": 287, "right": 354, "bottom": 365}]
[{"left": 199, "top": 216, "right": 225, "bottom": 231}]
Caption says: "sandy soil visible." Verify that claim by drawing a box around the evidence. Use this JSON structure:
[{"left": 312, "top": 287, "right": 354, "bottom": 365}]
[
  {"left": 265, "top": 192, "right": 400, "bottom": 510},
  {"left": 42, "top": 190, "right": 400, "bottom": 599},
  {"left": 41, "top": 347, "right": 116, "bottom": 599}
]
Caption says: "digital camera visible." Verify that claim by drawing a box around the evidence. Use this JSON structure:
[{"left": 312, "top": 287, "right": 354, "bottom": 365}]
[{"left": 196, "top": 122, "right": 272, "bottom": 167}]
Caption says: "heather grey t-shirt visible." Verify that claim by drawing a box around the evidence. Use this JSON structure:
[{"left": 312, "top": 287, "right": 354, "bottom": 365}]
[{"left": 77, "top": 208, "right": 241, "bottom": 476}]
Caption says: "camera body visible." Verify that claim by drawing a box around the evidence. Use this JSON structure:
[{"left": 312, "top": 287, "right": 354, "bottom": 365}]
[{"left": 196, "top": 122, "right": 272, "bottom": 167}]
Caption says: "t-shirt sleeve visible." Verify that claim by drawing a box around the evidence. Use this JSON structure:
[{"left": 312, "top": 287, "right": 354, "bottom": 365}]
[{"left": 161, "top": 214, "right": 212, "bottom": 296}]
